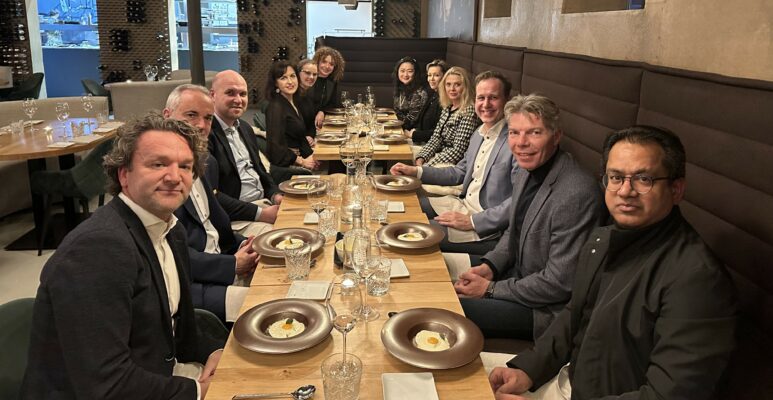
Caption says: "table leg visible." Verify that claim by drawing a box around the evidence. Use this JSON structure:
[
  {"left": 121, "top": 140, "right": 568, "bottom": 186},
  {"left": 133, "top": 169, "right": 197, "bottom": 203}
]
[
  {"left": 58, "top": 154, "right": 78, "bottom": 228},
  {"left": 27, "top": 158, "right": 46, "bottom": 233}
]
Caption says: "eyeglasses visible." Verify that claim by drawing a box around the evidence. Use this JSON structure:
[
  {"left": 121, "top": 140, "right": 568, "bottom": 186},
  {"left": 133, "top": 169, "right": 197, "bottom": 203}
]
[
  {"left": 602, "top": 174, "right": 670, "bottom": 194},
  {"left": 300, "top": 70, "right": 317, "bottom": 77}
]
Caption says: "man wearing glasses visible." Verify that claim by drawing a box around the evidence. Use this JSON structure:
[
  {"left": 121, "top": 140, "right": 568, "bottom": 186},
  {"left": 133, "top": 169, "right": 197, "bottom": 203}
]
[
  {"left": 454, "top": 94, "right": 606, "bottom": 341},
  {"left": 489, "top": 126, "right": 737, "bottom": 399}
]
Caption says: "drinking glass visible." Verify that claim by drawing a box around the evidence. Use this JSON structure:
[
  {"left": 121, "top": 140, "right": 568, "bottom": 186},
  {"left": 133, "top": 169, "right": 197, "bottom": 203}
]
[
  {"left": 366, "top": 256, "right": 391, "bottom": 296},
  {"left": 327, "top": 175, "right": 344, "bottom": 204},
  {"left": 357, "top": 140, "right": 374, "bottom": 172},
  {"left": 21, "top": 98, "right": 37, "bottom": 133},
  {"left": 81, "top": 94, "right": 94, "bottom": 134},
  {"left": 321, "top": 352, "right": 362, "bottom": 400},
  {"left": 368, "top": 192, "right": 388, "bottom": 225},
  {"left": 351, "top": 233, "right": 380, "bottom": 321},
  {"left": 143, "top": 64, "right": 153, "bottom": 80},
  {"left": 319, "top": 206, "right": 339, "bottom": 240},
  {"left": 339, "top": 141, "right": 358, "bottom": 172},
  {"left": 307, "top": 179, "right": 328, "bottom": 217},
  {"left": 283, "top": 242, "right": 311, "bottom": 281},
  {"left": 340, "top": 90, "right": 350, "bottom": 108},
  {"left": 55, "top": 102, "right": 70, "bottom": 137},
  {"left": 327, "top": 274, "right": 362, "bottom": 364}
]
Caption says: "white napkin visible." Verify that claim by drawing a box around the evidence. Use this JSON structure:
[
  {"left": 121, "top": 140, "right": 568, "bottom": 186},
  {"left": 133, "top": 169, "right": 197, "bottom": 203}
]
[
  {"left": 303, "top": 212, "right": 319, "bottom": 224},
  {"left": 286, "top": 281, "right": 332, "bottom": 300},
  {"left": 387, "top": 201, "right": 405, "bottom": 213},
  {"left": 382, "top": 373, "right": 439, "bottom": 400},
  {"left": 389, "top": 259, "right": 410, "bottom": 278},
  {"left": 373, "top": 144, "right": 389, "bottom": 151},
  {"left": 47, "top": 141, "right": 75, "bottom": 148},
  {"left": 72, "top": 135, "right": 102, "bottom": 143}
]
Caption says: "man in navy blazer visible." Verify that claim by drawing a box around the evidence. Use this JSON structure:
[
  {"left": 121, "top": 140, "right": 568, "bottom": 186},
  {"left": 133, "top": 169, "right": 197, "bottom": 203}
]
[
  {"left": 208, "top": 70, "right": 283, "bottom": 234},
  {"left": 391, "top": 71, "right": 516, "bottom": 258},
  {"left": 455, "top": 94, "right": 606, "bottom": 341},
  {"left": 22, "top": 115, "right": 223, "bottom": 398},
  {"left": 164, "top": 85, "right": 259, "bottom": 323}
]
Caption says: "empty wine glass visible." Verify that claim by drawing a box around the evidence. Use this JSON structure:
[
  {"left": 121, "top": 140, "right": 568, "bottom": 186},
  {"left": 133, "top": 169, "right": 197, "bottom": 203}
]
[
  {"left": 55, "top": 102, "right": 70, "bottom": 137},
  {"left": 327, "top": 274, "right": 362, "bottom": 364},
  {"left": 341, "top": 90, "right": 350, "bottom": 108},
  {"left": 351, "top": 233, "right": 380, "bottom": 321},
  {"left": 21, "top": 98, "right": 38, "bottom": 133},
  {"left": 307, "top": 179, "right": 328, "bottom": 217},
  {"left": 357, "top": 140, "right": 374, "bottom": 172},
  {"left": 340, "top": 141, "right": 358, "bottom": 174},
  {"left": 81, "top": 94, "right": 94, "bottom": 134}
]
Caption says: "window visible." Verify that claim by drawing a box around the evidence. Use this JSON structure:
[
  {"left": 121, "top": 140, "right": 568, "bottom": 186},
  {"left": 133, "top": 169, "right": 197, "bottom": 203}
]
[
  {"left": 562, "top": 0, "right": 644, "bottom": 14},
  {"left": 484, "top": 0, "right": 512, "bottom": 18}
]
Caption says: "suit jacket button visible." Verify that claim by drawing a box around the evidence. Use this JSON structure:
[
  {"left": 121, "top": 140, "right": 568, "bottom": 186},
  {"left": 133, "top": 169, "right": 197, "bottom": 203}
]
[{"left": 165, "top": 353, "right": 175, "bottom": 362}]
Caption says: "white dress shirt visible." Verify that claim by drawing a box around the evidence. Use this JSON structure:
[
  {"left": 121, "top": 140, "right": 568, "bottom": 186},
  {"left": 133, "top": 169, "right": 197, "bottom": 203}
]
[
  {"left": 189, "top": 178, "right": 221, "bottom": 254},
  {"left": 214, "top": 115, "right": 265, "bottom": 203},
  {"left": 462, "top": 118, "right": 505, "bottom": 215}
]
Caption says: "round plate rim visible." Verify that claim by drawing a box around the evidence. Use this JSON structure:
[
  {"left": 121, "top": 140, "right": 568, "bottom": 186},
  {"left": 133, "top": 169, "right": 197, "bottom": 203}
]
[
  {"left": 253, "top": 227, "right": 326, "bottom": 258},
  {"left": 372, "top": 175, "right": 421, "bottom": 192},
  {"left": 278, "top": 178, "right": 327, "bottom": 195},
  {"left": 233, "top": 298, "right": 333, "bottom": 354},
  {"left": 376, "top": 222, "right": 445, "bottom": 250},
  {"left": 380, "top": 307, "right": 484, "bottom": 369}
]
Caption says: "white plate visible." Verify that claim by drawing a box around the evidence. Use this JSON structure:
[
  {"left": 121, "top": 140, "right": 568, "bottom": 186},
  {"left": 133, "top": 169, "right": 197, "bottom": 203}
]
[
  {"left": 389, "top": 259, "right": 410, "bottom": 278},
  {"left": 388, "top": 201, "right": 405, "bottom": 213},
  {"left": 303, "top": 212, "right": 319, "bottom": 224},
  {"left": 286, "top": 281, "right": 332, "bottom": 300},
  {"left": 382, "top": 372, "right": 439, "bottom": 400}
]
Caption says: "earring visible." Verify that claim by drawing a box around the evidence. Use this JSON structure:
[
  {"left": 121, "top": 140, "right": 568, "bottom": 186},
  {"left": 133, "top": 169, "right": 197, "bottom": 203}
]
[{"left": 275, "top": 88, "right": 280, "bottom": 93}]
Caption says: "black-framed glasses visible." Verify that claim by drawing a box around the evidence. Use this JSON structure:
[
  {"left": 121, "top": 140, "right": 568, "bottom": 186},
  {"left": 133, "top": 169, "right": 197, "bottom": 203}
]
[{"left": 602, "top": 173, "right": 670, "bottom": 194}]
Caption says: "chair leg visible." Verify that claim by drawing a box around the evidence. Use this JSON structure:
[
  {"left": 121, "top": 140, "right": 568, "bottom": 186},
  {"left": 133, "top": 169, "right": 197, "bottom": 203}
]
[
  {"left": 37, "top": 194, "right": 52, "bottom": 256},
  {"left": 98, "top": 194, "right": 105, "bottom": 207},
  {"left": 79, "top": 198, "right": 90, "bottom": 216}
]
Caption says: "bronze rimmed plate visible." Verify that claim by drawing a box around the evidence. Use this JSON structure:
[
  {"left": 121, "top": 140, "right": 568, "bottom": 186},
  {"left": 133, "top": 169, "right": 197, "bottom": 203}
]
[
  {"left": 375, "top": 107, "right": 393, "bottom": 113},
  {"left": 376, "top": 222, "right": 445, "bottom": 250},
  {"left": 326, "top": 108, "right": 346, "bottom": 115},
  {"left": 279, "top": 178, "right": 327, "bottom": 195},
  {"left": 316, "top": 133, "right": 347, "bottom": 145},
  {"left": 381, "top": 120, "right": 404, "bottom": 128},
  {"left": 373, "top": 175, "right": 421, "bottom": 192},
  {"left": 233, "top": 298, "right": 333, "bottom": 354},
  {"left": 253, "top": 228, "right": 325, "bottom": 258},
  {"left": 373, "top": 133, "right": 407, "bottom": 144},
  {"left": 381, "top": 308, "right": 484, "bottom": 369},
  {"left": 323, "top": 120, "right": 347, "bottom": 127}
]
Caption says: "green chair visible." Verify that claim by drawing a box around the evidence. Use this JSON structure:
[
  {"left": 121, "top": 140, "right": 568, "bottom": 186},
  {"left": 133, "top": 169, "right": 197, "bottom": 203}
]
[
  {"left": 30, "top": 138, "right": 114, "bottom": 255},
  {"left": 0, "top": 298, "right": 35, "bottom": 399},
  {"left": 4, "top": 73, "right": 44, "bottom": 101},
  {"left": 194, "top": 308, "right": 229, "bottom": 350}
]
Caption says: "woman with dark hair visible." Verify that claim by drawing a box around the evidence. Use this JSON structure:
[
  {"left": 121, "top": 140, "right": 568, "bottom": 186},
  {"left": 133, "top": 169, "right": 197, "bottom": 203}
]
[
  {"left": 265, "top": 61, "right": 319, "bottom": 170},
  {"left": 295, "top": 58, "right": 319, "bottom": 144},
  {"left": 392, "top": 56, "right": 428, "bottom": 130},
  {"left": 404, "top": 59, "right": 450, "bottom": 144},
  {"left": 311, "top": 46, "right": 345, "bottom": 128}
]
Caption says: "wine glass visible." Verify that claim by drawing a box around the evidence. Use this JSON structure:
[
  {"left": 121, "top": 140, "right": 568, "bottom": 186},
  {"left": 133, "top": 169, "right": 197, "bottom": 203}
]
[
  {"left": 307, "top": 179, "right": 328, "bottom": 217},
  {"left": 327, "top": 273, "right": 362, "bottom": 364},
  {"left": 358, "top": 140, "right": 374, "bottom": 172},
  {"left": 55, "top": 102, "right": 70, "bottom": 137},
  {"left": 143, "top": 64, "right": 153, "bottom": 81},
  {"left": 81, "top": 94, "right": 94, "bottom": 134},
  {"left": 21, "top": 98, "right": 38, "bottom": 133},
  {"left": 150, "top": 65, "right": 159, "bottom": 80},
  {"left": 351, "top": 233, "right": 380, "bottom": 321},
  {"left": 340, "top": 141, "right": 358, "bottom": 173},
  {"left": 341, "top": 90, "right": 350, "bottom": 108}
]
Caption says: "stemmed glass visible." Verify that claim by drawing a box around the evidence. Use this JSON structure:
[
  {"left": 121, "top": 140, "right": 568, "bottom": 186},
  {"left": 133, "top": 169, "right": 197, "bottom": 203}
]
[
  {"left": 21, "top": 98, "right": 37, "bottom": 133},
  {"left": 307, "top": 179, "right": 328, "bottom": 217},
  {"left": 341, "top": 90, "right": 351, "bottom": 109},
  {"left": 340, "top": 141, "right": 358, "bottom": 175},
  {"left": 144, "top": 64, "right": 158, "bottom": 81},
  {"left": 327, "top": 274, "right": 362, "bottom": 364},
  {"left": 55, "top": 102, "right": 70, "bottom": 137},
  {"left": 357, "top": 140, "right": 374, "bottom": 172},
  {"left": 81, "top": 94, "right": 94, "bottom": 134},
  {"left": 351, "top": 233, "right": 381, "bottom": 321}
]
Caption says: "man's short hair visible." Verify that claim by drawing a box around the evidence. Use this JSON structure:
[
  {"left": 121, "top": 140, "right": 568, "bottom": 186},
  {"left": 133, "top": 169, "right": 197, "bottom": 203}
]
[
  {"left": 474, "top": 70, "right": 512, "bottom": 99},
  {"left": 165, "top": 84, "right": 210, "bottom": 111},
  {"left": 103, "top": 113, "right": 208, "bottom": 195},
  {"left": 504, "top": 94, "right": 561, "bottom": 133},
  {"left": 602, "top": 125, "right": 686, "bottom": 180}
]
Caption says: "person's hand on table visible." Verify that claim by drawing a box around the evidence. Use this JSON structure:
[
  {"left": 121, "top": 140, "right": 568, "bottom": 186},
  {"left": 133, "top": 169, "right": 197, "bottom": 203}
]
[
  {"left": 199, "top": 349, "right": 224, "bottom": 398},
  {"left": 235, "top": 236, "right": 258, "bottom": 276},
  {"left": 489, "top": 367, "right": 533, "bottom": 399},
  {"left": 272, "top": 193, "right": 284, "bottom": 205},
  {"left": 414, "top": 157, "right": 425, "bottom": 166},
  {"left": 314, "top": 111, "right": 325, "bottom": 129},
  {"left": 258, "top": 205, "right": 279, "bottom": 224},
  {"left": 434, "top": 211, "right": 473, "bottom": 231},
  {"left": 390, "top": 162, "right": 418, "bottom": 176},
  {"left": 306, "top": 135, "right": 315, "bottom": 147},
  {"left": 469, "top": 263, "right": 495, "bottom": 280},
  {"left": 298, "top": 155, "right": 318, "bottom": 170},
  {"left": 454, "top": 269, "right": 490, "bottom": 298},
  {"left": 403, "top": 128, "right": 415, "bottom": 138}
]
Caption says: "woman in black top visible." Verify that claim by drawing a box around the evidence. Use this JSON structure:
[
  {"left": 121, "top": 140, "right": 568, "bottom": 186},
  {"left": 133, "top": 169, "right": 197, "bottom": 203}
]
[
  {"left": 311, "top": 46, "right": 345, "bottom": 129},
  {"left": 392, "top": 56, "right": 428, "bottom": 130},
  {"left": 295, "top": 58, "right": 319, "bottom": 143},
  {"left": 265, "top": 61, "right": 319, "bottom": 170},
  {"left": 405, "top": 59, "right": 450, "bottom": 144}
]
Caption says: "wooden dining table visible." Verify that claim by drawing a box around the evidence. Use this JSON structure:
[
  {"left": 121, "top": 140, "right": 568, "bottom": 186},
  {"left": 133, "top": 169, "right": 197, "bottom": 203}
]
[
  {"left": 205, "top": 176, "right": 495, "bottom": 400},
  {"left": 313, "top": 110, "right": 414, "bottom": 162},
  {"left": 0, "top": 118, "right": 121, "bottom": 250}
]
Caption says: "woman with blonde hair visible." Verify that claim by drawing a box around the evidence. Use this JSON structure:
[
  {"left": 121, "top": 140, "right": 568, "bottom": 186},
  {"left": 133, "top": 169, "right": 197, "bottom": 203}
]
[
  {"left": 311, "top": 46, "right": 345, "bottom": 128},
  {"left": 415, "top": 66, "right": 480, "bottom": 167}
]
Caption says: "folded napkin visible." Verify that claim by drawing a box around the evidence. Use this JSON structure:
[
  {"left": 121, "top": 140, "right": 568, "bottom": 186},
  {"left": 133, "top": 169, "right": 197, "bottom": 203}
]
[
  {"left": 47, "top": 141, "right": 75, "bottom": 148},
  {"left": 373, "top": 144, "right": 389, "bottom": 151},
  {"left": 72, "top": 135, "right": 103, "bottom": 144},
  {"left": 286, "top": 281, "right": 332, "bottom": 300},
  {"left": 389, "top": 259, "right": 410, "bottom": 278},
  {"left": 382, "top": 373, "right": 438, "bottom": 400},
  {"left": 387, "top": 201, "right": 405, "bottom": 213}
]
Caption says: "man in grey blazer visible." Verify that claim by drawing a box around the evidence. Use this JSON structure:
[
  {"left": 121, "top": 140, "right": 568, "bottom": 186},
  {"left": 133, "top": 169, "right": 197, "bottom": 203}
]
[
  {"left": 455, "top": 94, "right": 606, "bottom": 340},
  {"left": 391, "top": 71, "right": 517, "bottom": 257}
]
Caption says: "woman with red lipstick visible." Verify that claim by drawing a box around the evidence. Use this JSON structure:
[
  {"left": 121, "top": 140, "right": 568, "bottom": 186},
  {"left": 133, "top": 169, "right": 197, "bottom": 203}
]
[
  {"left": 265, "top": 61, "right": 319, "bottom": 171},
  {"left": 392, "top": 56, "right": 429, "bottom": 130},
  {"left": 311, "top": 46, "right": 346, "bottom": 129},
  {"left": 405, "top": 59, "right": 449, "bottom": 145},
  {"left": 415, "top": 66, "right": 480, "bottom": 167}
]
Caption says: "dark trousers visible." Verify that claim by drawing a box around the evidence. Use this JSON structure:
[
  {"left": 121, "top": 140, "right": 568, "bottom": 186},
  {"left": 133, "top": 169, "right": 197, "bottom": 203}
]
[
  {"left": 419, "top": 195, "right": 499, "bottom": 256},
  {"left": 460, "top": 297, "right": 534, "bottom": 340}
]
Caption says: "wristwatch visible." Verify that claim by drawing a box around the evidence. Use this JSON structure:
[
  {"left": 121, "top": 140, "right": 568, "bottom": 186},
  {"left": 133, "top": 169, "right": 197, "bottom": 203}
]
[{"left": 484, "top": 281, "right": 495, "bottom": 298}]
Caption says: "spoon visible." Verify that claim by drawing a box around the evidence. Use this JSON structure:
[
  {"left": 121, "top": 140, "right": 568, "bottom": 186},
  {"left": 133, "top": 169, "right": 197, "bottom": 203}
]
[{"left": 232, "top": 384, "right": 316, "bottom": 400}]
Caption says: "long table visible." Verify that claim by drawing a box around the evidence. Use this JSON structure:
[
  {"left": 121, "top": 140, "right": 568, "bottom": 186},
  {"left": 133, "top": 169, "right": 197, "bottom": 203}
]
[
  {"left": 312, "top": 112, "right": 414, "bottom": 162},
  {"left": 205, "top": 178, "right": 494, "bottom": 400}
]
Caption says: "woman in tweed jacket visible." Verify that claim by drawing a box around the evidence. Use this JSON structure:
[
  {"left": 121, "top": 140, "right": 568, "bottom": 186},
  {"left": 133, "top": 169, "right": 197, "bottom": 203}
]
[{"left": 416, "top": 66, "right": 480, "bottom": 166}]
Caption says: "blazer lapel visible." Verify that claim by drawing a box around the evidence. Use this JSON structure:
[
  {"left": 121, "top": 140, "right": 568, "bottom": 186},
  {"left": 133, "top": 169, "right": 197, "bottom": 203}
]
[
  {"left": 518, "top": 152, "right": 565, "bottom": 255},
  {"left": 480, "top": 124, "right": 509, "bottom": 188},
  {"left": 462, "top": 132, "right": 484, "bottom": 191},
  {"left": 211, "top": 122, "right": 238, "bottom": 173}
]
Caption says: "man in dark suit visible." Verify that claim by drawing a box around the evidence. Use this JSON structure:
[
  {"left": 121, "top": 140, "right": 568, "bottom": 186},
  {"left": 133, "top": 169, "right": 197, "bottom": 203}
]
[
  {"left": 455, "top": 94, "right": 606, "bottom": 341},
  {"left": 22, "top": 115, "right": 223, "bottom": 399},
  {"left": 163, "top": 84, "right": 259, "bottom": 323},
  {"left": 489, "top": 126, "right": 736, "bottom": 400},
  {"left": 208, "top": 70, "right": 283, "bottom": 235}
]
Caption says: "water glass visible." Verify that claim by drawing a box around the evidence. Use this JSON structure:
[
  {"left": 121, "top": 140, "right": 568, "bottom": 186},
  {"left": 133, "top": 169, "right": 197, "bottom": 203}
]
[
  {"left": 284, "top": 242, "right": 311, "bottom": 280},
  {"left": 366, "top": 257, "right": 391, "bottom": 296},
  {"left": 368, "top": 196, "right": 388, "bottom": 224},
  {"left": 321, "top": 353, "right": 362, "bottom": 400},
  {"left": 319, "top": 206, "right": 339, "bottom": 240},
  {"left": 10, "top": 120, "right": 24, "bottom": 135}
]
